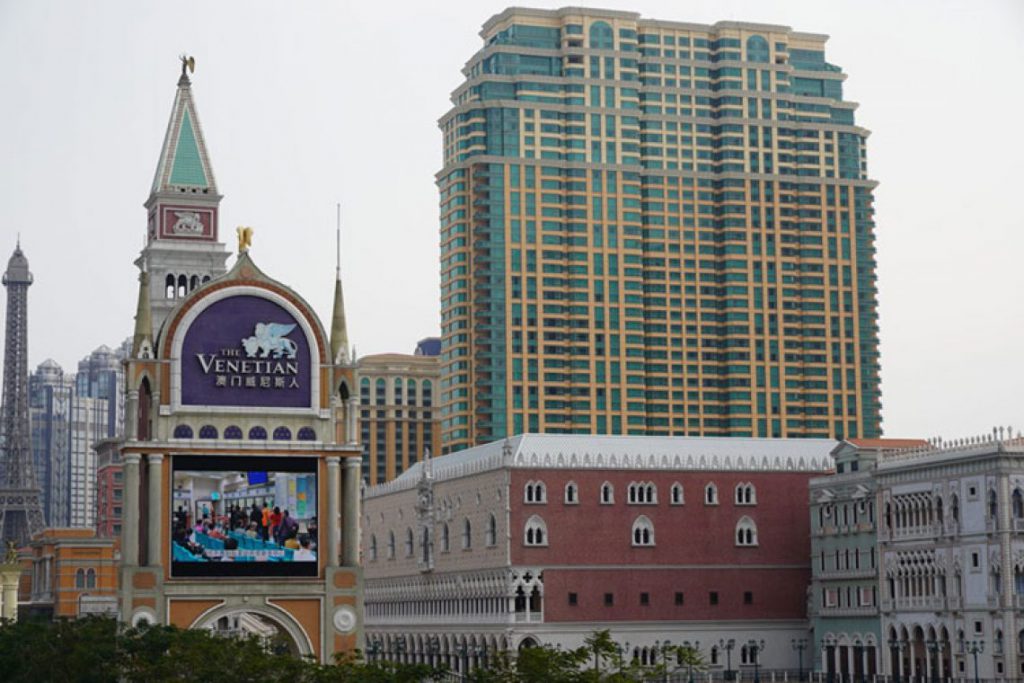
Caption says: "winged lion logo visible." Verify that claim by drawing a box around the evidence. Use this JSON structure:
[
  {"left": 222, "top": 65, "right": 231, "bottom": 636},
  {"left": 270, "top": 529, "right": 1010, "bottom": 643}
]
[{"left": 241, "top": 323, "right": 298, "bottom": 359}]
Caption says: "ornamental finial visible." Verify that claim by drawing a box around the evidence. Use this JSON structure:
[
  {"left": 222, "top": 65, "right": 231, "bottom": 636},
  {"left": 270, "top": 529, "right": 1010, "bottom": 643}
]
[
  {"left": 179, "top": 54, "right": 195, "bottom": 85},
  {"left": 237, "top": 226, "right": 253, "bottom": 254}
]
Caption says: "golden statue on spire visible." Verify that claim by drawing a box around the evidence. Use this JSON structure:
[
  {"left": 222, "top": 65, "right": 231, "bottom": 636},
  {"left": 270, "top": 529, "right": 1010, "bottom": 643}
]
[
  {"left": 237, "top": 226, "right": 254, "bottom": 253},
  {"left": 180, "top": 54, "right": 195, "bottom": 78}
]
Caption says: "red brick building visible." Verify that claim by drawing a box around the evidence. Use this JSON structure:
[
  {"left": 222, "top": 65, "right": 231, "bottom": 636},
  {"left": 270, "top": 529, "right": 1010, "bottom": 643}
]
[
  {"left": 363, "top": 434, "right": 833, "bottom": 676},
  {"left": 94, "top": 438, "right": 123, "bottom": 538}
]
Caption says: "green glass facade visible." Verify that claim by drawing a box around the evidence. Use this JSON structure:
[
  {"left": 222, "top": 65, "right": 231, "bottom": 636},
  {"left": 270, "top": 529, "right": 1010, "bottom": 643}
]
[{"left": 439, "top": 8, "right": 881, "bottom": 453}]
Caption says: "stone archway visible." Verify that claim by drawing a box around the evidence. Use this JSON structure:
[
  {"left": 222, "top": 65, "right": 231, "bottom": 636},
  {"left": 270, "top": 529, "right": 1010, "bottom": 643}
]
[{"left": 191, "top": 605, "right": 313, "bottom": 658}]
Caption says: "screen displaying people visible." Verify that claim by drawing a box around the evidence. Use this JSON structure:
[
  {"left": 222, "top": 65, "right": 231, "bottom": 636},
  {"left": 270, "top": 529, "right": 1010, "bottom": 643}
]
[{"left": 171, "top": 458, "right": 317, "bottom": 576}]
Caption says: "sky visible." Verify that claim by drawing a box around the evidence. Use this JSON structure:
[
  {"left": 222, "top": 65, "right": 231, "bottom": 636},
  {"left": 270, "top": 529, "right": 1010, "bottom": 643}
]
[{"left": 0, "top": 0, "right": 1021, "bottom": 441}]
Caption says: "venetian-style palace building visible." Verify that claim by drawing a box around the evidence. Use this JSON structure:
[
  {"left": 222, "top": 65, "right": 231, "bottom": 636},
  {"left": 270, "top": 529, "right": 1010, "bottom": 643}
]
[{"left": 118, "top": 61, "right": 363, "bottom": 660}]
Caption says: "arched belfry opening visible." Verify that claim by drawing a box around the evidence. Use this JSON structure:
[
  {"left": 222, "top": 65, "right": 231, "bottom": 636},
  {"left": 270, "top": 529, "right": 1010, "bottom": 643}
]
[
  {"left": 137, "top": 376, "right": 152, "bottom": 440},
  {"left": 338, "top": 380, "right": 350, "bottom": 402}
]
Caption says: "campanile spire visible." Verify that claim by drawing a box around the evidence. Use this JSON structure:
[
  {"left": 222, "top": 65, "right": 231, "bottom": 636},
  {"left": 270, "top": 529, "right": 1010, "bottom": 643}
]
[{"left": 137, "top": 57, "right": 229, "bottom": 342}]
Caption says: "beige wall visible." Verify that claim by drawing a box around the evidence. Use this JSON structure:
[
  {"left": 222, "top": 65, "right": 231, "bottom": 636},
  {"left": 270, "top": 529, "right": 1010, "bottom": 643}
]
[{"left": 363, "top": 468, "right": 508, "bottom": 580}]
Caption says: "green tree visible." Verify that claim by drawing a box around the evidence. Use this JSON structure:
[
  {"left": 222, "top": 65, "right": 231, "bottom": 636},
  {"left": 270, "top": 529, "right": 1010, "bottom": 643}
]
[{"left": 583, "top": 629, "right": 617, "bottom": 677}]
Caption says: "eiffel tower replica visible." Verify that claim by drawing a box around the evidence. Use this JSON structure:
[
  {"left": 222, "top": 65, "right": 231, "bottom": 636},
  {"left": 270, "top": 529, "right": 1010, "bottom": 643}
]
[{"left": 0, "top": 242, "right": 44, "bottom": 547}]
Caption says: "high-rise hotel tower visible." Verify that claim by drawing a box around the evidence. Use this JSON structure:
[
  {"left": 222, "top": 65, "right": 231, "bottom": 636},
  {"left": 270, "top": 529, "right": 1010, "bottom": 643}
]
[{"left": 439, "top": 8, "right": 881, "bottom": 452}]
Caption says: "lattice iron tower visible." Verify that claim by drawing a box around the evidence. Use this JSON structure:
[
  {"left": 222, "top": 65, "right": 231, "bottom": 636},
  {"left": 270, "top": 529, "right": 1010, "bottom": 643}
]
[{"left": 0, "top": 242, "right": 44, "bottom": 546}]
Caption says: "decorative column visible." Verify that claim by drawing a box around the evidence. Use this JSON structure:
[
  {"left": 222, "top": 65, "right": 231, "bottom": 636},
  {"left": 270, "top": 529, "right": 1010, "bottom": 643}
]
[
  {"left": 342, "top": 457, "right": 361, "bottom": 565},
  {"left": 326, "top": 456, "right": 341, "bottom": 567},
  {"left": 125, "top": 389, "right": 139, "bottom": 440},
  {"left": 146, "top": 454, "right": 164, "bottom": 566},
  {"left": 123, "top": 453, "right": 142, "bottom": 566},
  {"left": 347, "top": 396, "right": 359, "bottom": 445}
]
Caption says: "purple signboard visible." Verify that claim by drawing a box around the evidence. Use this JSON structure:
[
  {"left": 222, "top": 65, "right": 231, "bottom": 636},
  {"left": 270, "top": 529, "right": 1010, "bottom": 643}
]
[{"left": 180, "top": 295, "right": 313, "bottom": 408}]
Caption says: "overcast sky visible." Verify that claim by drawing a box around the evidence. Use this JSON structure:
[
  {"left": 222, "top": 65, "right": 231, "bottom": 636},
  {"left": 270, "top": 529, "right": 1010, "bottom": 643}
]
[{"left": 0, "top": 0, "right": 1021, "bottom": 440}]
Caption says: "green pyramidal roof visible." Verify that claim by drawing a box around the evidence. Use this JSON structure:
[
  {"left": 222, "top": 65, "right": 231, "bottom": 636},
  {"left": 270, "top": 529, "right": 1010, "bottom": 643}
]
[
  {"left": 168, "top": 110, "right": 207, "bottom": 186},
  {"left": 151, "top": 77, "right": 217, "bottom": 194}
]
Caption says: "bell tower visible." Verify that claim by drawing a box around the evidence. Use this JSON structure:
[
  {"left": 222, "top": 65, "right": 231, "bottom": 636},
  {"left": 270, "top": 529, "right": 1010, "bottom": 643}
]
[{"left": 136, "top": 57, "right": 229, "bottom": 340}]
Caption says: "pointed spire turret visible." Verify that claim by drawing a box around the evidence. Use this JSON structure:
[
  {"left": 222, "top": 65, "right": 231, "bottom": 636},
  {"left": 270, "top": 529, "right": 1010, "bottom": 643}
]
[
  {"left": 330, "top": 205, "right": 350, "bottom": 365},
  {"left": 138, "top": 58, "right": 229, "bottom": 340},
  {"left": 132, "top": 263, "right": 154, "bottom": 359},
  {"left": 151, "top": 57, "right": 217, "bottom": 197}
]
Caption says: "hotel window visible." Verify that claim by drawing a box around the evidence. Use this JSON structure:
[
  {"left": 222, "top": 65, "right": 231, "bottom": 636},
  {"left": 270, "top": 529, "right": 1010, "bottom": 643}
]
[
  {"left": 568, "top": 592, "right": 578, "bottom": 606},
  {"left": 631, "top": 515, "right": 655, "bottom": 546},
  {"left": 604, "top": 592, "right": 614, "bottom": 606},
  {"left": 628, "top": 482, "right": 657, "bottom": 504},
  {"left": 524, "top": 480, "right": 547, "bottom": 504},
  {"left": 670, "top": 482, "right": 684, "bottom": 505},
  {"left": 640, "top": 592, "right": 650, "bottom": 605},
  {"left": 387, "top": 531, "right": 395, "bottom": 559},
  {"left": 735, "top": 516, "right": 758, "bottom": 546},
  {"left": 564, "top": 481, "right": 578, "bottom": 504},
  {"left": 675, "top": 592, "right": 684, "bottom": 605},
  {"left": 487, "top": 514, "right": 497, "bottom": 546},
  {"left": 441, "top": 523, "right": 450, "bottom": 553},
  {"left": 705, "top": 482, "right": 719, "bottom": 505},
  {"left": 734, "top": 482, "right": 756, "bottom": 505},
  {"left": 405, "top": 528, "right": 414, "bottom": 557},
  {"left": 524, "top": 515, "right": 548, "bottom": 546},
  {"left": 601, "top": 482, "right": 614, "bottom": 504},
  {"left": 462, "top": 518, "right": 472, "bottom": 549},
  {"left": 369, "top": 534, "right": 377, "bottom": 561}
]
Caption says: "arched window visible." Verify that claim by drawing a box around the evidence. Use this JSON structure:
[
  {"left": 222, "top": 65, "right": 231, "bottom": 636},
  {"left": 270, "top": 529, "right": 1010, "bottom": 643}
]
[
  {"left": 75, "top": 568, "right": 85, "bottom": 588},
  {"left": 746, "top": 35, "right": 770, "bottom": 63},
  {"left": 248, "top": 426, "right": 267, "bottom": 440},
  {"left": 198, "top": 425, "right": 218, "bottom": 439},
  {"left": 601, "top": 482, "right": 614, "bottom": 504},
  {"left": 172, "top": 425, "right": 193, "bottom": 439},
  {"left": 272, "top": 426, "right": 292, "bottom": 441},
  {"left": 369, "top": 534, "right": 378, "bottom": 561},
  {"left": 202, "top": 275, "right": 211, "bottom": 284},
  {"left": 671, "top": 482, "right": 684, "bottom": 505},
  {"left": 462, "top": 519, "right": 472, "bottom": 549},
  {"left": 710, "top": 647, "right": 719, "bottom": 665},
  {"left": 86, "top": 568, "right": 96, "bottom": 589},
  {"left": 989, "top": 490, "right": 998, "bottom": 519},
  {"left": 224, "top": 425, "right": 242, "bottom": 439},
  {"left": 394, "top": 378, "right": 403, "bottom": 406},
  {"left": 375, "top": 378, "right": 386, "bottom": 406},
  {"left": 524, "top": 515, "right": 548, "bottom": 546},
  {"left": 645, "top": 483, "right": 656, "bottom": 503},
  {"left": 735, "top": 483, "right": 756, "bottom": 505},
  {"left": 165, "top": 274, "right": 176, "bottom": 299},
  {"left": 705, "top": 482, "right": 719, "bottom": 505},
  {"left": 951, "top": 494, "right": 960, "bottom": 522},
  {"left": 406, "top": 379, "right": 416, "bottom": 405},
  {"left": 422, "top": 379, "right": 432, "bottom": 407},
  {"left": 177, "top": 274, "right": 187, "bottom": 298},
  {"left": 631, "top": 515, "right": 655, "bottom": 546},
  {"left": 297, "top": 427, "right": 316, "bottom": 441},
  {"left": 441, "top": 523, "right": 450, "bottom": 553},
  {"left": 564, "top": 481, "right": 578, "bottom": 504},
  {"left": 589, "top": 20, "right": 614, "bottom": 49},
  {"left": 1013, "top": 489, "right": 1024, "bottom": 519},
  {"left": 405, "top": 528, "right": 414, "bottom": 557},
  {"left": 524, "top": 480, "right": 547, "bottom": 504},
  {"left": 189, "top": 275, "right": 199, "bottom": 292},
  {"left": 387, "top": 531, "right": 396, "bottom": 559},
  {"left": 487, "top": 514, "right": 497, "bottom": 546},
  {"left": 736, "top": 516, "right": 758, "bottom": 546}
]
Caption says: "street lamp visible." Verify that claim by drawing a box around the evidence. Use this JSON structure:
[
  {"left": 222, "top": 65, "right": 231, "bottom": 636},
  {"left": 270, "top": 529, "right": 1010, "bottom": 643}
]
[
  {"left": 454, "top": 642, "right": 469, "bottom": 676},
  {"left": 720, "top": 638, "right": 736, "bottom": 681},
  {"left": 887, "top": 637, "right": 905, "bottom": 683},
  {"left": 682, "top": 640, "right": 700, "bottom": 683},
  {"left": 823, "top": 637, "right": 837, "bottom": 683},
  {"left": 792, "top": 638, "right": 808, "bottom": 682},
  {"left": 961, "top": 638, "right": 984, "bottom": 683},
  {"left": 393, "top": 635, "right": 407, "bottom": 664},
  {"left": 748, "top": 640, "right": 766, "bottom": 683},
  {"left": 366, "top": 637, "right": 383, "bottom": 663},
  {"left": 426, "top": 635, "right": 441, "bottom": 667}
]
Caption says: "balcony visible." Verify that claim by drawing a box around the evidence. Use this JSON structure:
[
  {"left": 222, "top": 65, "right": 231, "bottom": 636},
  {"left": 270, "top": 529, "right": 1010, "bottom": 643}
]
[
  {"left": 892, "top": 524, "right": 942, "bottom": 541},
  {"left": 817, "top": 567, "right": 876, "bottom": 580},
  {"left": 819, "top": 605, "right": 876, "bottom": 617},
  {"left": 513, "top": 612, "right": 543, "bottom": 623},
  {"left": 894, "top": 596, "right": 945, "bottom": 611}
]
